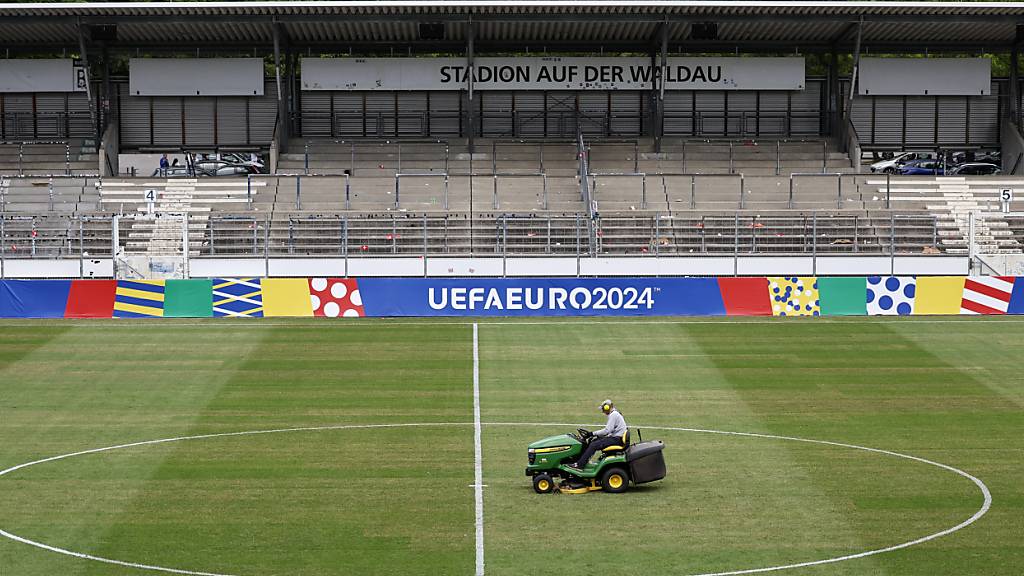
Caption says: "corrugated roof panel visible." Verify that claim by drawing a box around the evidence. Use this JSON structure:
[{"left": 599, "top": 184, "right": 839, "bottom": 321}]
[{"left": 2, "top": 2, "right": 1024, "bottom": 47}]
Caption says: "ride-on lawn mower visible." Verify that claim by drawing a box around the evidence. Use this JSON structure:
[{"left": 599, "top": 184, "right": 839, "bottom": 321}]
[{"left": 525, "top": 428, "right": 666, "bottom": 494}]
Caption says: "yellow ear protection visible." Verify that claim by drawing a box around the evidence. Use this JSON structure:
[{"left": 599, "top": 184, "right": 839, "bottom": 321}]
[{"left": 602, "top": 403, "right": 612, "bottom": 412}]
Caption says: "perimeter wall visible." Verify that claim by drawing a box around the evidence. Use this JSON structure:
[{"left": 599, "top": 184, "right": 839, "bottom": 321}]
[{"left": 0, "top": 276, "right": 1020, "bottom": 318}]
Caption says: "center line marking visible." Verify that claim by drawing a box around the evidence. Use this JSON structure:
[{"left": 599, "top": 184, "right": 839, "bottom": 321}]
[{"left": 472, "top": 323, "right": 485, "bottom": 576}]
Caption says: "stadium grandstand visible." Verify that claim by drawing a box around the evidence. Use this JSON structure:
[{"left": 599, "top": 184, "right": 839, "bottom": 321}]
[{"left": 2, "top": 1, "right": 1024, "bottom": 278}]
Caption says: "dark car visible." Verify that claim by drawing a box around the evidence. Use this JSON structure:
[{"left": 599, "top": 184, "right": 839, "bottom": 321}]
[{"left": 947, "top": 163, "right": 1001, "bottom": 176}]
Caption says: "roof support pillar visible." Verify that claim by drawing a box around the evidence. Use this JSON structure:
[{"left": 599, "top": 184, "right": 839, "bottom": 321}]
[
  {"left": 844, "top": 18, "right": 863, "bottom": 127},
  {"left": 273, "top": 20, "right": 289, "bottom": 153},
  {"left": 466, "top": 18, "right": 476, "bottom": 153},
  {"left": 288, "top": 47, "right": 298, "bottom": 139},
  {"left": 653, "top": 22, "right": 668, "bottom": 153},
  {"left": 1010, "top": 41, "right": 1020, "bottom": 124},
  {"left": 829, "top": 48, "right": 840, "bottom": 138},
  {"left": 76, "top": 20, "right": 98, "bottom": 140}
]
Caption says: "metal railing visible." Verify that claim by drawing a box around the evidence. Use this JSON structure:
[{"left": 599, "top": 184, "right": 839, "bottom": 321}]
[
  {"left": 1, "top": 112, "right": 93, "bottom": 142},
  {"left": 192, "top": 211, "right": 940, "bottom": 258},
  {"left": 0, "top": 141, "right": 77, "bottom": 177},
  {"left": 663, "top": 111, "right": 821, "bottom": 139},
  {"left": 0, "top": 211, "right": 947, "bottom": 279},
  {"left": 298, "top": 139, "right": 450, "bottom": 176},
  {"left": 298, "top": 111, "right": 462, "bottom": 140}
]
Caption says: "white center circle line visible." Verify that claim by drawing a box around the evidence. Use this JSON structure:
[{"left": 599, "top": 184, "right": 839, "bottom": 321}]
[{"left": 0, "top": 422, "right": 991, "bottom": 576}]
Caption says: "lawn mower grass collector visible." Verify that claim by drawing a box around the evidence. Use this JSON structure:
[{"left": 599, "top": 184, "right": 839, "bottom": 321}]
[{"left": 525, "top": 428, "right": 666, "bottom": 494}]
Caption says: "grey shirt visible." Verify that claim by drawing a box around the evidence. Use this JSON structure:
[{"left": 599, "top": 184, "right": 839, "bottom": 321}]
[{"left": 594, "top": 409, "right": 627, "bottom": 439}]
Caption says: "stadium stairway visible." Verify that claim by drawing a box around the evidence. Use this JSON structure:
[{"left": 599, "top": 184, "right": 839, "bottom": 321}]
[
  {"left": 867, "top": 176, "right": 1024, "bottom": 255},
  {"left": 99, "top": 177, "right": 269, "bottom": 256}
]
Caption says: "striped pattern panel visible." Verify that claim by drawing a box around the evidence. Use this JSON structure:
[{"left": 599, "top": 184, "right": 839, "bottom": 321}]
[
  {"left": 961, "top": 276, "right": 1015, "bottom": 315},
  {"left": 113, "top": 280, "right": 165, "bottom": 318}
]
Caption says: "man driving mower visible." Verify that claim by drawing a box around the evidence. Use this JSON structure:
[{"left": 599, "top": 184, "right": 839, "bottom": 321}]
[{"left": 567, "top": 399, "right": 628, "bottom": 470}]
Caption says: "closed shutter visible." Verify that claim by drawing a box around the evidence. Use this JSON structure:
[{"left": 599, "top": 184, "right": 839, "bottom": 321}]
[
  {"left": 428, "top": 91, "right": 460, "bottom": 136},
  {"left": 331, "top": 92, "right": 362, "bottom": 137},
  {"left": 301, "top": 91, "right": 332, "bottom": 137},
  {"left": 365, "top": 92, "right": 394, "bottom": 137},
  {"left": 152, "top": 97, "right": 183, "bottom": 147},
  {"left": 663, "top": 91, "right": 694, "bottom": 136},
  {"left": 695, "top": 91, "right": 725, "bottom": 136},
  {"left": 67, "top": 92, "right": 92, "bottom": 138},
  {"left": 609, "top": 91, "right": 641, "bottom": 136},
  {"left": 544, "top": 92, "right": 576, "bottom": 138},
  {"left": 184, "top": 97, "right": 215, "bottom": 148},
  {"left": 727, "top": 91, "right": 756, "bottom": 136},
  {"left": 872, "top": 96, "right": 904, "bottom": 146},
  {"left": 217, "top": 98, "right": 248, "bottom": 146},
  {"left": 119, "top": 86, "right": 152, "bottom": 148},
  {"left": 968, "top": 82, "right": 999, "bottom": 145},
  {"left": 790, "top": 81, "right": 822, "bottom": 136},
  {"left": 849, "top": 95, "right": 873, "bottom": 145},
  {"left": 481, "top": 92, "right": 512, "bottom": 137},
  {"left": 904, "top": 97, "right": 936, "bottom": 147},
  {"left": 3, "top": 94, "right": 32, "bottom": 139},
  {"left": 514, "top": 92, "right": 545, "bottom": 137},
  {"left": 35, "top": 93, "right": 66, "bottom": 139},
  {"left": 759, "top": 91, "right": 789, "bottom": 137},
  {"left": 937, "top": 97, "right": 968, "bottom": 146},
  {"left": 578, "top": 92, "right": 608, "bottom": 137},
  {"left": 396, "top": 92, "right": 427, "bottom": 136},
  {"left": 248, "top": 84, "right": 277, "bottom": 145}
]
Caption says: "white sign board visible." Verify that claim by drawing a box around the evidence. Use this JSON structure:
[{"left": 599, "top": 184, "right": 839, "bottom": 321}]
[
  {"left": 1001, "top": 188, "right": 1013, "bottom": 213},
  {"left": 302, "top": 57, "right": 805, "bottom": 91},
  {"left": 0, "top": 59, "right": 86, "bottom": 93},
  {"left": 859, "top": 58, "right": 991, "bottom": 96},
  {"left": 129, "top": 58, "right": 265, "bottom": 96}
]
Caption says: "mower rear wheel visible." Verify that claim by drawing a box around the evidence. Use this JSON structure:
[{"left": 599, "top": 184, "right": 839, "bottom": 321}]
[
  {"left": 533, "top": 473, "right": 555, "bottom": 494},
  {"left": 600, "top": 467, "right": 629, "bottom": 493}
]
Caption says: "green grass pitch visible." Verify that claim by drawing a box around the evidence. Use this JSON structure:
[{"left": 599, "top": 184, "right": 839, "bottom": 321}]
[{"left": 0, "top": 317, "right": 1022, "bottom": 576}]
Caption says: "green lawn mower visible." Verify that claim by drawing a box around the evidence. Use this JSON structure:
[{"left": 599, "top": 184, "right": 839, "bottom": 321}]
[{"left": 525, "top": 428, "right": 666, "bottom": 494}]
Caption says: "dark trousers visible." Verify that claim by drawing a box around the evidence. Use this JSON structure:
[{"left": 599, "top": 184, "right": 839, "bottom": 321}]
[{"left": 573, "top": 435, "right": 622, "bottom": 467}]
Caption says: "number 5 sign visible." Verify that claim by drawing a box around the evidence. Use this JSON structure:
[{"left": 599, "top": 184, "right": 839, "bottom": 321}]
[{"left": 1001, "top": 188, "right": 1013, "bottom": 213}]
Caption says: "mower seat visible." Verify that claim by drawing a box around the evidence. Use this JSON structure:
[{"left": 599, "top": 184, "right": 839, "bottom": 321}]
[{"left": 600, "top": 429, "right": 630, "bottom": 454}]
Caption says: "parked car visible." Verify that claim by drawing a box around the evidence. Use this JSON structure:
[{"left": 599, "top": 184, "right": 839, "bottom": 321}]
[
  {"left": 947, "top": 162, "right": 1001, "bottom": 176},
  {"left": 952, "top": 151, "right": 1000, "bottom": 165},
  {"left": 898, "top": 159, "right": 945, "bottom": 176},
  {"left": 194, "top": 159, "right": 259, "bottom": 176},
  {"left": 870, "top": 152, "right": 937, "bottom": 174},
  {"left": 164, "top": 160, "right": 257, "bottom": 178},
  {"left": 219, "top": 152, "right": 267, "bottom": 174}
]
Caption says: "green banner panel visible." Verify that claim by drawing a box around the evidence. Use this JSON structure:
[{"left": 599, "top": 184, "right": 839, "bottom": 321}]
[
  {"left": 164, "top": 279, "right": 213, "bottom": 318},
  {"left": 819, "top": 277, "right": 867, "bottom": 316}
]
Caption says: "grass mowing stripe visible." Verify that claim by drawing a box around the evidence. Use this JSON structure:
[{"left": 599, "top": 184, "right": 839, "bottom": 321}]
[
  {"left": 71, "top": 323, "right": 476, "bottom": 576},
  {"left": 682, "top": 320, "right": 1012, "bottom": 575},
  {"left": 477, "top": 322, "right": 893, "bottom": 575},
  {"left": 0, "top": 324, "right": 273, "bottom": 576}
]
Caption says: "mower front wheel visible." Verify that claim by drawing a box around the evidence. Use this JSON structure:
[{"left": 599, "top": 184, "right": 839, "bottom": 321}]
[
  {"left": 533, "top": 473, "right": 555, "bottom": 494},
  {"left": 600, "top": 467, "right": 629, "bottom": 493}
]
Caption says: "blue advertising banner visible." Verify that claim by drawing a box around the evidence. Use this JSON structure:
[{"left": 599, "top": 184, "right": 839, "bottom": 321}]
[
  {"left": 358, "top": 278, "right": 726, "bottom": 317},
  {"left": 0, "top": 280, "right": 71, "bottom": 318}
]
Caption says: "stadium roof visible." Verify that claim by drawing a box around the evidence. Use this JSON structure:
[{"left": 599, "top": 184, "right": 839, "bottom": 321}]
[{"left": 1, "top": 1, "right": 1023, "bottom": 51}]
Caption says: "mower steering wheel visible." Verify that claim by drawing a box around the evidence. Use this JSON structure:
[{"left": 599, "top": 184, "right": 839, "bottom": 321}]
[{"left": 577, "top": 428, "right": 593, "bottom": 440}]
